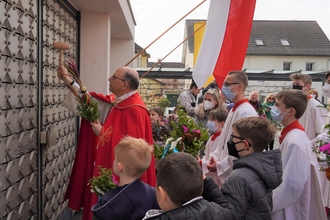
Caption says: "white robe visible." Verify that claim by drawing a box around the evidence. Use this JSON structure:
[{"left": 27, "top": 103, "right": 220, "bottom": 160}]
[
  {"left": 201, "top": 134, "right": 223, "bottom": 187},
  {"left": 272, "top": 129, "right": 326, "bottom": 220},
  {"left": 212, "top": 102, "right": 257, "bottom": 184},
  {"left": 298, "top": 98, "right": 330, "bottom": 209},
  {"left": 299, "top": 98, "right": 327, "bottom": 141}
]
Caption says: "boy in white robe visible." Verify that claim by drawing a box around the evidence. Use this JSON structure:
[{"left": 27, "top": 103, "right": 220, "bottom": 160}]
[
  {"left": 291, "top": 73, "right": 330, "bottom": 212},
  {"left": 200, "top": 109, "right": 228, "bottom": 187},
  {"left": 290, "top": 73, "right": 327, "bottom": 141},
  {"left": 206, "top": 71, "right": 257, "bottom": 185},
  {"left": 271, "top": 89, "right": 326, "bottom": 220}
]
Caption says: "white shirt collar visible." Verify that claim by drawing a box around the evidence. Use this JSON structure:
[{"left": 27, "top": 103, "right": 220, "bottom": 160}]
[{"left": 115, "top": 90, "right": 137, "bottom": 104}]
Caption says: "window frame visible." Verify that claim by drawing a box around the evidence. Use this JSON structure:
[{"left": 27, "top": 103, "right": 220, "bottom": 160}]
[{"left": 283, "top": 62, "right": 292, "bottom": 70}]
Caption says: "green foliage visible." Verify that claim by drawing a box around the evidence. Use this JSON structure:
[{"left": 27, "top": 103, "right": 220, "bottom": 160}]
[
  {"left": 77, "top": 97, "right": 100, "bottom": 122},
  {"left": 154, "top": 143, "right": 173, "bottom": 161},
  {"left": 88, "top": 166, "right": 118, "bottom": 196},
  {"left": 256, "top": 107, "right": 265, "bottom": 117},
  {"left": 158, "top": 97, "right": 171, "bottom": 111}
]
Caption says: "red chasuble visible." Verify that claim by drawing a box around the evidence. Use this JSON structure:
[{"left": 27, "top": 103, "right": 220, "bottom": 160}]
[{"left": 63, "top": 92, "right": 156, "bottom": 220}]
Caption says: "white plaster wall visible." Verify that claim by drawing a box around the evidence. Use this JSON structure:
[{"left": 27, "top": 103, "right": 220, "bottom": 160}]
[
  {"left": 110, "top": 38, "right": 135, "bottom": 72},
  {"left": 184, "top": 53, "right": 194, "bottom": 68},
  {"left": 243, "top": 55, "right": 330, "bottom": 71},
  {"left": 79, "top": 12, "right": 111, "bottom": 94}
]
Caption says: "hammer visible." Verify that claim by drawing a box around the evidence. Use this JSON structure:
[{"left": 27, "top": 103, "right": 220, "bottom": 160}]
[{"left": 53, "top": 42, "right": 70, "bottom": 66}]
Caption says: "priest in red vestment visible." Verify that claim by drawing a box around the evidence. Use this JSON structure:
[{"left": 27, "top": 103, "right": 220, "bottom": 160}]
[{"left": 57, "top": 66, "right": 156, "bottom": 220}]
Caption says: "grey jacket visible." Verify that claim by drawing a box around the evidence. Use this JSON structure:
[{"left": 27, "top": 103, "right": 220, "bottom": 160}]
[
  {"left": 177, "top": 89, "right": 196, "bottom": 116},
  {"left": 204, "top": 149, "right": 283, "bottom": 220}
]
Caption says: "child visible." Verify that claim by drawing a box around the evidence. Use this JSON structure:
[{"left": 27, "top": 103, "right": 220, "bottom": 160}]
[
  {"left": 92, "top": 136, "right": 159, "bottom": 220},
  {"left": 149, "top": 107, "right": 164, "bottom": 123},
  {"left": 203, "top": 116, "right": 283, "bottom": 219},
  {"left": 144, "top": 152, "right": 227, "bottom": 219},
  {"left": 200, "top": 109, "right": 228, "bottom": 187},
  {"left": 271, "top": 89, "right": 327, "bottom": 220}
]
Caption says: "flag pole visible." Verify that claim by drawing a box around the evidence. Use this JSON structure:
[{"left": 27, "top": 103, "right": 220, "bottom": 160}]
[
  {"left": 125, "top": 0, "right": 207, "bottom": 66},
  {"left": 140, "top": 22, "right": 206, "bottom": 79}
]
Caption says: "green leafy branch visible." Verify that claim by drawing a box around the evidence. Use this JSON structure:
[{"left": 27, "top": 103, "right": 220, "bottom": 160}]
[{"left": 88, "top": 166, "right": 118, "bottom": 196}]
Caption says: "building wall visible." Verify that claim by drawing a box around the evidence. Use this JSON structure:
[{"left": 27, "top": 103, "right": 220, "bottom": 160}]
[
  {"left": 243, "top": 55, "right": 330, "bottom": 71},
  {"left": 184, "top": 53, "right": 194, "bottom": 68},
  {"left": 80, "top": 12, "right": 111, "bottom": 94},
  {"left": 0, "top": 0, "right": 135, "bottom": 219}
]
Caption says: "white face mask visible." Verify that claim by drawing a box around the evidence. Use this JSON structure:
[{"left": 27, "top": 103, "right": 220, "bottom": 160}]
[
  {"left": 310, "top": 94, "right": 316, "bottom": 98},
  {"left": 322, "top": 83, "right": 330, "bottom": 98},
  {"left": 204, "top": 100, "right": 214, "bottom": 111}
]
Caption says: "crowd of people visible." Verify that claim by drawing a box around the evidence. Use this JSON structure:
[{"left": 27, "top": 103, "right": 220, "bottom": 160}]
[{"left": 57, "top": 65, "right": 330, "bottom": 220}]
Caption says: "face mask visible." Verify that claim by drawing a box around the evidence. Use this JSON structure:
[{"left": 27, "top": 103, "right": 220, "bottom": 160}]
[
  {"left": 221, "top": 85, "right": 237, "bottom": 100},
  {"left": 204, "top": 100, "right": 213, "bottom": 111},
  {"left": 310, "top": 94, "right": 316, "bottom": 98},
  {"left": 322, "top": 83, "right": 330, "bottom": 98},
  {"left": 292, "top": 85, "right": 303, "bottom": 90},
  {"left": 206, "top": 121, "right": 218, "bottom": 133},
  {"left": 270, "top": 105, "right": 287, "bottom": 123},
  {"left": 227, "top": 139, "right": 245, "bottom": 158}
]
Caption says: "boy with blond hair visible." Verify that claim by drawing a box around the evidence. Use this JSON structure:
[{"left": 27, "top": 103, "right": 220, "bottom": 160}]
[
  {"left": 92, "top": 136, "right": 159, "bottom": 220},
  {"left": 271, "top": 89, "right": 326, "bottom": 220}
]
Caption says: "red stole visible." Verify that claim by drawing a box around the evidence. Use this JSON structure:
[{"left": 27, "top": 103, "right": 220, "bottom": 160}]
[
  {"left": 279, "top": 120, "right": 305, "bottom": 144},
  {"left": 232, "top": 98, "right": 249, "bottom": 112},
  {"left": 211, "top": 131, "right": 221, "bottom": 141}
]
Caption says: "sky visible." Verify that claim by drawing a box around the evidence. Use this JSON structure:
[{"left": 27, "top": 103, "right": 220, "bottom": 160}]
[{"left": 130, "top": 0, "right": 330, "bottom": 62}]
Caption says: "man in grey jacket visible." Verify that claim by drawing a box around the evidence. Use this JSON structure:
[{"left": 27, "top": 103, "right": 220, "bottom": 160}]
[{"left": 177, "top": 80, "right": 201, "bottom": 117}]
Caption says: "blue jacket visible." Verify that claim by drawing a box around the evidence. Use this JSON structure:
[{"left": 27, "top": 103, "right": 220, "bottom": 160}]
[{"left": 92, "top": 179, "right": 159, "bottom": 220}]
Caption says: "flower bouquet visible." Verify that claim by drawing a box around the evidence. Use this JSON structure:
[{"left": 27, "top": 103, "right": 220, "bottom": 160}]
[
  {"left": 88, "top": 166, "right": 119, "bottom": 196},
  {"left": 154, "top": 109, "right": 209, "bottom": 160},
  {"left": 256, "top": 107, "right": 265, "bottom": 118},
  {"left": 313, "top": 105, "right": 330, "bottom": 181},
  {"left": 63, "top": 58, "right": 100, "bottom": 122}
]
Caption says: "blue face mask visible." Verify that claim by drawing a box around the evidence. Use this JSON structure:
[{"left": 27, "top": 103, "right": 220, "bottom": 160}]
[
  {"left": 270, "top": 105, "right": 287, "bottom": 123},
  {"left": 221, "top": 85, "right": 237, "bottom": 100},
  {"left": 206, "top": 121, "right": 218, "bottom": 133}
]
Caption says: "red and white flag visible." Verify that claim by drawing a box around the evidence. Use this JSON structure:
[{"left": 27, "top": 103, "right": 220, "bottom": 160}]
[{"left": 192, "top": 0, "right": 256, "bottom": 88}]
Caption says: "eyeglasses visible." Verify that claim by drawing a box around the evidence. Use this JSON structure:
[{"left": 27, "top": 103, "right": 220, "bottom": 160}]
[
  {"left": 223, "top": 82, "right": 240, "bottom": 87},
  {"left": 112, "top": 75, "right": 126, "bottom": 82},
  {"left": 230, "top": 134, "right": 252, "bottom": 146},
  {"left": 268, "top": 97, "right": 275, "bottom": 100}
]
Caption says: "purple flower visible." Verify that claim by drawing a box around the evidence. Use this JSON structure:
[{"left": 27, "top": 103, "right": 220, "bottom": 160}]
[
  {"left": 320, "top": 143, "right": 330, "bottom": 154},
  {"left": 182, "top": 126, "right": 189, "bottom": 133},
  {"left": 192, "top": 130, "right": 201, "bottom": 134}
]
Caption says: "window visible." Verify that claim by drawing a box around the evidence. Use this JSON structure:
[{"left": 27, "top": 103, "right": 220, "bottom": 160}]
[
  {"left": 255, "top": 39, "right": 264, "bottom": 46},
  {"left": 283, "top": 62, "right": 291, "bottom": 70},
  {"left": 306, "top": 62, "right": 315, "bottom": 71},
  {"left": 280, "top": 39, "right": 290, "bottom": 46}
]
